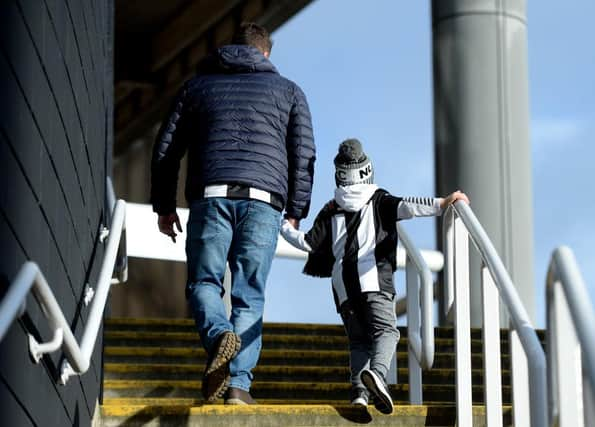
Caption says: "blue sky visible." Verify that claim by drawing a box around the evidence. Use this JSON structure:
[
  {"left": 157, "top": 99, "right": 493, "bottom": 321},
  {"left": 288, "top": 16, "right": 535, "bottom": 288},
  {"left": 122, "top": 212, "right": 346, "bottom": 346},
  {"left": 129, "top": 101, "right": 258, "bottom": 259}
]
[{"left": 263, "top": 0, "right": 595, "bottom": 327}]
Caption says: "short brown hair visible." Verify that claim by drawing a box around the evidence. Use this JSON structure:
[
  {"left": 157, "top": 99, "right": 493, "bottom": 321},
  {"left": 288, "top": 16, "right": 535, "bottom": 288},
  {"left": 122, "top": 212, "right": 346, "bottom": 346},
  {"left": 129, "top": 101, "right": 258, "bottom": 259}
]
[{"left": 232, "top": 22, "right": 273, "bottom": 53}]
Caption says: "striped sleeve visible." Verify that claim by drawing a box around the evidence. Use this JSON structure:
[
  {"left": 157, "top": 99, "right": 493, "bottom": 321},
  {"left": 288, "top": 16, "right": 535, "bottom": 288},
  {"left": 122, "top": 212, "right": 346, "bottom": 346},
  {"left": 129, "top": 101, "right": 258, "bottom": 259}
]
[{"left": 397, "top": 197, "right": 442, "bottom": 219}]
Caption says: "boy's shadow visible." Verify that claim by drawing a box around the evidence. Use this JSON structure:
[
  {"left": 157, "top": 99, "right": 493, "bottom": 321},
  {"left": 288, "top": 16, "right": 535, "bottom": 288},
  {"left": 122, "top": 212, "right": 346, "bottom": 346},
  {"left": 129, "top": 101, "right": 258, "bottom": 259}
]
[{"left": 332, "top": 405, "right": 373, "bottom": 424}]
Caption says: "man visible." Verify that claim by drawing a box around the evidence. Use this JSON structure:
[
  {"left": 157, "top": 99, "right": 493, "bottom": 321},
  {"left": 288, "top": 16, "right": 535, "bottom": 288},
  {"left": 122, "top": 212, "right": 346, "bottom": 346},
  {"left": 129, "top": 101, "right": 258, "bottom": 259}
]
[{"left": 150, "top": 23, "right": 315, "bottom": 405}]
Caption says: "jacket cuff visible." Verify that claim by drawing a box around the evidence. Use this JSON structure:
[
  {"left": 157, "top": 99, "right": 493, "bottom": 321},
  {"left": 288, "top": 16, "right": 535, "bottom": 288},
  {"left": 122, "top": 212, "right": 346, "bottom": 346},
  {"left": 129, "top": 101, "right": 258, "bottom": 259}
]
[{"left": 152, "top": 202, "right": 176, "bottom": 216}]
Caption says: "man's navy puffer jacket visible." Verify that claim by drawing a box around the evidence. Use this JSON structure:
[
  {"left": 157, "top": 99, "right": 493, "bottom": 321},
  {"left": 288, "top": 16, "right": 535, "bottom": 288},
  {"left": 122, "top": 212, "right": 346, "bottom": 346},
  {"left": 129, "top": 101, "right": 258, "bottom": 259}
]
[{"left": 151, "top": 45, "right": 316, "bottom": 220}]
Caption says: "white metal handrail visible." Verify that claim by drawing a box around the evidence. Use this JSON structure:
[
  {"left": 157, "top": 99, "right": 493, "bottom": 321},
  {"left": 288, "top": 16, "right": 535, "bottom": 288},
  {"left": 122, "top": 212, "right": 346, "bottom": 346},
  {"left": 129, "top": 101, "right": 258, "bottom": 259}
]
[
  {"left": 396, "top": 222, "right": 436, "bottom": 404},
  {"left": 0, "top": 198, "right": 127, "bottom": 385},
  {"left": 546, "top": 246, "right": 595, "bottom": 427},
  {"left": 443, "top": 201, "right": 547, "bottom": 427}
]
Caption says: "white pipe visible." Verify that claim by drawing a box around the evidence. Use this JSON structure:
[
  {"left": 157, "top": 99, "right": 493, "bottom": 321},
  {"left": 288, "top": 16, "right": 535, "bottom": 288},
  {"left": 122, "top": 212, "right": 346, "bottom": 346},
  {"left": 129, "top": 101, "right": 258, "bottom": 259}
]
[
  {"left": 547, "top": 246, "right": 595, "bottom": 426},
  {"left": 276, "top": 231, "right": 444, "bottom": 273},
  {"left": 61, "top": 199, "right": 126, "bottom": 383},
  {"left": 451, "top": 202, "right": 547, "bottom": 427},
  {"left": 397, "top": 223, "right": 435, "bottom": 370},
  {"left": 0, "top": 199, "right": 127, "bottom": 385},
  {"left": 0, "top": 261, "right": 36, "bottom": 342}
]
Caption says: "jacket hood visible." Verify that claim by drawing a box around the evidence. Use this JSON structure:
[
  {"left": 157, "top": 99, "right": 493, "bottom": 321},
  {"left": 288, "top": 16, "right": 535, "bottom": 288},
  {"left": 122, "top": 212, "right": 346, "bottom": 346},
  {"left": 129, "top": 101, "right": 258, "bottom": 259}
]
[
  {"left": 334, "top": 184, "right": 379, "bottom": 212},
  {"left": 199, "top": 45, "right": 278, "bottom": 74}
]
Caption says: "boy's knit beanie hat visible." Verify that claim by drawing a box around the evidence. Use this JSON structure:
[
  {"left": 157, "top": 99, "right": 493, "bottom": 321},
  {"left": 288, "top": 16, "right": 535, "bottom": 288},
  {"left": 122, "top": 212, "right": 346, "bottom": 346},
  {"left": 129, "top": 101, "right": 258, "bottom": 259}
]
[{"left": 334, "top": 138, "right": 374, "bottom": 186}]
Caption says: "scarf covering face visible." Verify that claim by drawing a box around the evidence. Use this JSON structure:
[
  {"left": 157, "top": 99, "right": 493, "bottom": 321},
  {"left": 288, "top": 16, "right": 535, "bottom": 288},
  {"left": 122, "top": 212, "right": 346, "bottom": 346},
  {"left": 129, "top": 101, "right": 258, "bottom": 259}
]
[{"left": 334, "top": 184, "right": 379, "bottom": 211}]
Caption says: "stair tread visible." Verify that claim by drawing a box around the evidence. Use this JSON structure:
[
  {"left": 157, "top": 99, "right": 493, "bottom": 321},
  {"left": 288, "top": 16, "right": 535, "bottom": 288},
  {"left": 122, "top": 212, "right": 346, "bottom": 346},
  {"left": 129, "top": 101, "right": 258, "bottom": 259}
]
[
  {"left": 103, "top": 397, "right": 470, "bottom": 406},
  {"left": 100, "top": 404, "right": 513, "bottom": 427},
  {"left": 104, "top": 317, "right": 544, "bottom": 334},
  {"left": 104, "top": 362, "right": 510, "bottom": 374},
  {"left": 101, "top": 402, "right": 512, "bottom": 414},
  {"left": 104, "top": 378, "right": 511, "bottom": 390},
  {"left": 101, "top": 318, "right": 522, "bottom": 425},
  {"left": 105, "top": 331, "right": 499, "bottom": 342},
  {"left": 104, "top": 331, "right": 506, "bottom": 348},
  {"left": 104, "top": 345, "right": 510, "bottom": 357}
]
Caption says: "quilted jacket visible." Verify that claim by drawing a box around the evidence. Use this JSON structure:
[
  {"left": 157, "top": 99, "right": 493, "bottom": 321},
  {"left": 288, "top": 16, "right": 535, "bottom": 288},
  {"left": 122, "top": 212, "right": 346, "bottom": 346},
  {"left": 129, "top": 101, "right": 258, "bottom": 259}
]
[{"left": 150, "top": 44, "right": 316, "bottom": 219}]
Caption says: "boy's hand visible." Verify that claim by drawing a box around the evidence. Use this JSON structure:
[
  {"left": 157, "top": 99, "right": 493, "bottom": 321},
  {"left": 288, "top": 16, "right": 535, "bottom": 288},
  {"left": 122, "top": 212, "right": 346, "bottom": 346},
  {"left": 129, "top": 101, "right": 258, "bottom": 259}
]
[
  {"left": 158, "top": 212, "right": 183, "bottom": 243},
  {"left": 285, "top": 217, "right": 300, "bottom": 230},
  {"left": 440, "top": 190, "right": 470, "bottom": 209}
]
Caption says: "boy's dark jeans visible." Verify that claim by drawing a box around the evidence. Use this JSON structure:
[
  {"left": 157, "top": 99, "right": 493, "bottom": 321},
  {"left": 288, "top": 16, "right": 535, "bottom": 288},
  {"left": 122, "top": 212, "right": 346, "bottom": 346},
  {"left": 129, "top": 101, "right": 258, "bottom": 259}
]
[{"left": 340, "top": 291, "right": 400, "bottom": 390}]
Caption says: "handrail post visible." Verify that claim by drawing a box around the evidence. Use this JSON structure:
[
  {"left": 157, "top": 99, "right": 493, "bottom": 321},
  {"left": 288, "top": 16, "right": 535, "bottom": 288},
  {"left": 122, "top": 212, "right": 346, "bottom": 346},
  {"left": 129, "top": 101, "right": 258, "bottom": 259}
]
[
  {"left": 406, "top": 258, "right": 422, "bottom": 404},
  {"left": 442, "top": 208, "right": 455, "bottom": 323},
  {"left": 482, "top": 263, "right": 503, "bottom": 427},
  {"left": 509, "top": 325, "right": 530, "bottom": 426},
  {"left": 548, "top": 281, "right": 584, "bottom": 427},
  {"left": 453, "top": 213, "right": 473, "bottom": 426},
  {"left": 547, "top": 246, "right": 595, "bottom": 427}
]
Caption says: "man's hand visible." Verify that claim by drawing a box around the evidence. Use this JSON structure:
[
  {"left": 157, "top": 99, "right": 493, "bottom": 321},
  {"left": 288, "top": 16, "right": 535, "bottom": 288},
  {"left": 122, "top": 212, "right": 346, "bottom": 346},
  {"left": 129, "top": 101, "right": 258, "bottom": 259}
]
[
  {"left": 158, "top": 212, "right": 183, "bottom": 243},
  {"left": 285, "top": 217, "right": 300, "bottom": 230},
  {"left": 440, "top": 190, "right": 470, "bottom": 209}
]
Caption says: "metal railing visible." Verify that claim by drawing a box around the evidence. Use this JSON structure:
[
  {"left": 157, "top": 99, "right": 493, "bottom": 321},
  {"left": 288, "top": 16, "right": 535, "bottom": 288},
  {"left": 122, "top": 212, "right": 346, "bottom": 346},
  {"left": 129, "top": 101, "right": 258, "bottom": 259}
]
[
  {"left": 0, "top": 180, "right": 127, "bottom": 385},
  {"left": 546, "top": 246, "right": 595, "bottom": 427},
  {"left": 396, "top": 222, "right": 436, "bottom": 404},
  {"left": 443, "top": 201, "right": 547, "bottom": 427}
]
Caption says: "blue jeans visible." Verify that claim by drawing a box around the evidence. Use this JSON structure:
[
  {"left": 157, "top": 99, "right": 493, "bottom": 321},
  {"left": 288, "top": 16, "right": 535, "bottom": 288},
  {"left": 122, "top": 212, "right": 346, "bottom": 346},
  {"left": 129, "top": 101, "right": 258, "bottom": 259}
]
[{"left": 185, "top": 198, "right": 281, "bottom": 391}]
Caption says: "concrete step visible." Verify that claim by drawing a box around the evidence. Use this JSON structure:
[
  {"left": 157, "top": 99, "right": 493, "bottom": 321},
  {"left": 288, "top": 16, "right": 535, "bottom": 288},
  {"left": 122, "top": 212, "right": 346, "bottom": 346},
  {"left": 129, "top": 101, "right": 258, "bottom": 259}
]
[
  {"left": 104, "top": 346, "right": 511, "bottom": 370},
  {"left": 103, "top": 362, "right": 511, "bottom": 386},
  {"left": 103, "top": 379, "right": 512, "bottom": 404},
  {"left": 103, "top": 397, "right": 459, "bottom": 406},
  {"left": 104, "top": 331, "right": 511, "bottom": 353},
  {"left": 106, "top": 317, "right": 545, "bottom": 341},
  {"left": 98, "top": 403, "right": 513, "bottom": 426},
  {"left": 105, "top": 318, "right": 346, "bottom": 336}
]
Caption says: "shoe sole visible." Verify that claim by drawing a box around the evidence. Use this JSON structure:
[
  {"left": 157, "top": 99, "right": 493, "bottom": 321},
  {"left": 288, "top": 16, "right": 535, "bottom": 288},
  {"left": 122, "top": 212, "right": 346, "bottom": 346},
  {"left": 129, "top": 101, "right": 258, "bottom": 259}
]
[
  {"left": 361, "top": 370, "right": 394, "bottom": 415},
  {"left": 202, "top": 332, "right": 241, "bottom": 402}
]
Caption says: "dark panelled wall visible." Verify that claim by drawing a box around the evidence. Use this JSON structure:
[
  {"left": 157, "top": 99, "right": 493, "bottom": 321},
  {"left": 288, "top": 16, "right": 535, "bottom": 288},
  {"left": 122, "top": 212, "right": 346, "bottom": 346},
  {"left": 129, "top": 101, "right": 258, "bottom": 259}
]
[{"left": 0, "top": 0, "right": 113, "bottom": 426}]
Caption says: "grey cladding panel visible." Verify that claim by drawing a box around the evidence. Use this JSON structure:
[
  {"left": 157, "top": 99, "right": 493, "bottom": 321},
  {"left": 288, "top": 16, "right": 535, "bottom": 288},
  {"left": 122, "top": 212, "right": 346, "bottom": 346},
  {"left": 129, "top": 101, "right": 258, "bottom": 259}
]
[
  {"left": 0, "top": 322, "right": 73, "bottom": 426},
  {"left": 0, "top": 378, "right": 36, "bottom": 427},
  {"left": 0, "top": 0, "right": 112, "bottom": 424}
]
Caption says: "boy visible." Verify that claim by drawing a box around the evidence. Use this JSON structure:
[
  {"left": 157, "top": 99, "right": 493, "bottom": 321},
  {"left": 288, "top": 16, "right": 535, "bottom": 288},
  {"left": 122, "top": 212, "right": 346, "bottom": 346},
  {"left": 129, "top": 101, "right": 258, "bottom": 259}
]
[{"left": 280, "top": 138, "right": 469, "bottom": 414}]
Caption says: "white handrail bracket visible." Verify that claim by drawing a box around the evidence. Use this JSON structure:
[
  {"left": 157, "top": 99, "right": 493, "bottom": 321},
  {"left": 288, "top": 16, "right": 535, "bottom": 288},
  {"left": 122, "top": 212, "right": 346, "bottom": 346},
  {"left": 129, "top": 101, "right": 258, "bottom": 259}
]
[
  {"left": 28, "top": 328, "right": 64, "bottom": 363},
  {"left": 99, "top": 226, "right": 109, "bottom": 243},
  {"left": 60, "top": 360, "right": 77, "bottom": 386},
  {"left": 84, "top": 284, "right": 95, "bottom": 306}
]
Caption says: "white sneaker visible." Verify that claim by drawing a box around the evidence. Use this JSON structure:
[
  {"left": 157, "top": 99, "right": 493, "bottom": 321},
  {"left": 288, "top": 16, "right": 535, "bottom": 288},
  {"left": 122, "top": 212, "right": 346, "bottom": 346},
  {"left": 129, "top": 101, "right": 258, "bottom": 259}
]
[
  {"left": 350, "top": 387, "right": 369, "bottom": 406},
  {"left": 360, "top": 369, "right": 394, "bottom": 414}
]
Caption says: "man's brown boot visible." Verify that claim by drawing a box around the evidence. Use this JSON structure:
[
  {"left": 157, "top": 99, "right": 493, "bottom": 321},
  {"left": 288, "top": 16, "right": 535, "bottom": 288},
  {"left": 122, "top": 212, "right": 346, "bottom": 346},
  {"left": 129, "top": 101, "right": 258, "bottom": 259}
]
[
  {"left": 224, "top": 387, "right": 257, "bottom": 405},
  {"left": 202, "top": 331, "right": 241, "bottom": 402}
]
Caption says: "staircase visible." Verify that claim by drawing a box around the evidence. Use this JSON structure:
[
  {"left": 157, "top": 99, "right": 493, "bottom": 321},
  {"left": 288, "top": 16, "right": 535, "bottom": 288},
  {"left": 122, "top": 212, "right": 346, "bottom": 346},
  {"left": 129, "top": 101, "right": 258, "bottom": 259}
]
[{"left": 95, "top": 317, "right": 538, "bottom": 426}]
